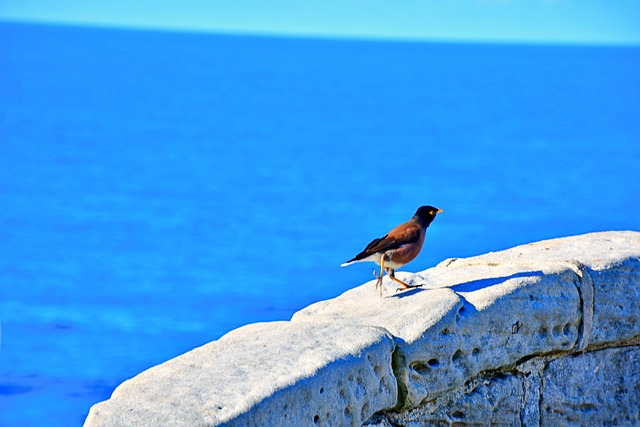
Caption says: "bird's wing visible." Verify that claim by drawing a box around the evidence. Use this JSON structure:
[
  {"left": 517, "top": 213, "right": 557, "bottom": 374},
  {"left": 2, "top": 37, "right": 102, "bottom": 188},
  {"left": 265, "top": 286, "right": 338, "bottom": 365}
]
[{"left": 354, "top": 222, "right": 421, "bottom": 260}]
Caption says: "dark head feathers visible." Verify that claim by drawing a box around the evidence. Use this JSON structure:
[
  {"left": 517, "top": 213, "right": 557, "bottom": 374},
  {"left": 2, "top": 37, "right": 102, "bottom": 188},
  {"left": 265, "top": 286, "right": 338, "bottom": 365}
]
[{"left": 413, "top": 205, "right": 442, "bottom": 226}]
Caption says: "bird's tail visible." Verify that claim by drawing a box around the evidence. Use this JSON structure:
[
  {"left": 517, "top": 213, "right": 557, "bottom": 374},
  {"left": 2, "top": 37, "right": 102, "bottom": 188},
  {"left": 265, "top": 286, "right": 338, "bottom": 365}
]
[{"left": 340, "top": 258, "right": 358, "bottom": 267}]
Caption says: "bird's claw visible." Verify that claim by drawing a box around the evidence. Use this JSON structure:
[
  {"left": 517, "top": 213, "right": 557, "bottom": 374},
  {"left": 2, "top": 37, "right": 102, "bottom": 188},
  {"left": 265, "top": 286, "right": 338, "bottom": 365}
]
[
  {"left": 395, "top": 284, "right": 424, "bottom": 293},
  {"left": 372, "top": 270, "right": 384, "bottom": 297}
]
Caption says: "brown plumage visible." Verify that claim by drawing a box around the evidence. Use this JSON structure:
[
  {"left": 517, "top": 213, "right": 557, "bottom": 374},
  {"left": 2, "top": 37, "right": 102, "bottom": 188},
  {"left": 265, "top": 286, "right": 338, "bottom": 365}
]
[{"left": 341, "top": 206, "right": 442, "bottom": 295}]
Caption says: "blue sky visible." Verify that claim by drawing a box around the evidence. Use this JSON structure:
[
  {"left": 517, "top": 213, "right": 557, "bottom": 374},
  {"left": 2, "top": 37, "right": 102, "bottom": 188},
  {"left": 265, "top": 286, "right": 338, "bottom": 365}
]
[{"left": 1, "top": 0, "right": 639, "bottom": 44}]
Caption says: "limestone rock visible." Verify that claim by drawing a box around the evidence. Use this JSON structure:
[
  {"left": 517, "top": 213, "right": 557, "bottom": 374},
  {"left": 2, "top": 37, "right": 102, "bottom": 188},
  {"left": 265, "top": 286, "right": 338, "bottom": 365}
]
[
  {"left": 380, "top": 371, "right": 524, "bottom": 426},
  {"left": 85, "top": 322, "right": 397, "bottom": 426},
  {"left": 540, "top": 346, "right": 640, "bottom": 426},
  {"left": 294, "top": 262, "right": 583, "bottom": 409},
  {"left": 444, "top": 231, "right": 640, "bottom": 347},
  {"left": 374, "top": 346, "right": 640, "bottom": 427},
  {"left": 294, "top": 231, "right": 640, "bottom": 410}
]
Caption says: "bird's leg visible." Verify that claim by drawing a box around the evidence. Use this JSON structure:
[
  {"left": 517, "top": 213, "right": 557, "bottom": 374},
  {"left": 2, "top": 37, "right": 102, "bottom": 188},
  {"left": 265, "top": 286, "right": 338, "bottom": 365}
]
[
  {"left": 372, "top": 268, "right": 380, "bottom": 289},
  {"left": 389, "top": 269, "right": 420, "bottom": 292},
  {"left": 375, "top": 255, "right": 386, "bottom": 297}
]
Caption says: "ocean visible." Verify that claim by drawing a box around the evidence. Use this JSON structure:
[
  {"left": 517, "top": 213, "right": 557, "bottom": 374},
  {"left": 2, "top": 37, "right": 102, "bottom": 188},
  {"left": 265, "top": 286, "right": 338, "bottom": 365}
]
[{"left": 0, "top": 21, "right": 638, "bottom": 426}]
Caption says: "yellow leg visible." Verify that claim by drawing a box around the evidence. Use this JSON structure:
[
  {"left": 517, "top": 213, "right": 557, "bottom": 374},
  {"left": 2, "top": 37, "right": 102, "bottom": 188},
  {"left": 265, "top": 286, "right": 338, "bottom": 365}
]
[{"left": 389, "top": 269, "right": 420, "bottom": 291}]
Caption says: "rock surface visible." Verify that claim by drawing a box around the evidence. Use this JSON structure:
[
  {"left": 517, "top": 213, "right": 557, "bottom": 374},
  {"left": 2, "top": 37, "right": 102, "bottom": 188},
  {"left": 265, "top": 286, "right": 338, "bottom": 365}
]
[
  {"left": 85, "top": 322, "right": 397, "bottom": 426},
  {"left": 85, "top": 231, "right": 640, "bottom": 426},
  {"left": 294, "top": 262, "right": 584, "bottom": 409},
  {"left": 540, "top": 346, "right": 640, "bottom": 426}
]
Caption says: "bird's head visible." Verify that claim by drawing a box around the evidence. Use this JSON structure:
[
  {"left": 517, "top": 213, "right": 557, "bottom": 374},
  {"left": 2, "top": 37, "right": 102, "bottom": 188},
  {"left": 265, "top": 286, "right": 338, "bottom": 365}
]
[{"left": 414, "top": 205, "right": 443, "bottom": 225}]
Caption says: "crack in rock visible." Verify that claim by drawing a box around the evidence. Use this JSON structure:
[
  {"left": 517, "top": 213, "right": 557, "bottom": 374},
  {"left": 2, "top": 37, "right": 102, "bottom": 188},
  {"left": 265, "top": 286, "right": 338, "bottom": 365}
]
[{"left": 565, "top": 261, "right": 594, "bottom": 352}]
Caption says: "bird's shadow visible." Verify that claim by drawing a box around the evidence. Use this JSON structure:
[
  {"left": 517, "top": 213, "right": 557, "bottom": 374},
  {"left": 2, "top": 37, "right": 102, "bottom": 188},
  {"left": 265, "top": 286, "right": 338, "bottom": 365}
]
[
  {"left": 386, "top": 270, "right": 542, "bottom": 299},
  {"left": 450, "top": 271, "right": 542, "bottom": 293},
  {"left": 388, "top": 287, "right": 424, "bottom": 299}
]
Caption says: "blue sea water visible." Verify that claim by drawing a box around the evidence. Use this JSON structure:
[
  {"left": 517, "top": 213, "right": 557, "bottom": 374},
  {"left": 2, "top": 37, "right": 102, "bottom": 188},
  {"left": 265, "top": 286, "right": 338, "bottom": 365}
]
[{"left": 0, "top": 21, "right": 639, "bottom": 425}]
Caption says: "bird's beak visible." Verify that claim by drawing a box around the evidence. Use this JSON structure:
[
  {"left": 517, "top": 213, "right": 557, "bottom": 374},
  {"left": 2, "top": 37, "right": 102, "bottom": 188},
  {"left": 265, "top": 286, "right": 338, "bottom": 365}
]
[{"left": 436, "top": 208, "right": 443, "bottom": 214}]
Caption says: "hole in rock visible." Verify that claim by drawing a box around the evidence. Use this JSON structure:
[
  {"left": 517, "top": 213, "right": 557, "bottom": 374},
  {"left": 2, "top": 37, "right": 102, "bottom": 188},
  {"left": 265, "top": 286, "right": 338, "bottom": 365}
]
[
  {"left": 411, "top": 362, "right": 430, "bottom": 375},
  {"left": 361, "top": 403, "right": 370, "bottom": 420},
  {"left": 563, "top": 323, "right": 571, "bottom": 335},
  {"left": 313, "top": 415, "right": 320, "bottom": 424},
  {"left": 427, "top": 358, "right": 440, "bottom": 367},
  {"left": 580, "top": 403, "right": 596, "bottom": 412},
  {"left": 472, "top": 347, "right": 481, "bottom": 356},
  {"left": 319, "top": 387, "right": 324, "bottom": 394},
  {"left": 452, "top": 349, "right": 463, "bottom": 363},
  {"left": 452, "top": 410, "right": 465, "bottom": 419}
]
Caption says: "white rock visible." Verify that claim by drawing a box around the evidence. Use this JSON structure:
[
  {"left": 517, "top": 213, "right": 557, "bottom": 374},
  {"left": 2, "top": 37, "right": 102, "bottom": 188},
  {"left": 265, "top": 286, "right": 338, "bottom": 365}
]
[
  {"left": 540, "top": 346, "right": 640, "bottom": 426},
  {"left": 381, "top": 371, "right": 524, "bottom": 426},
  {"left": 85, "top": 321, "right": 397, "bottom": 426},
  {"left": 294, "top": 262, "right": 583, "bottom": 408},
  {"left": 294, "top": 231, "right": 640, "bottom": 409},
  {"left": 378, "top": 346, "right": 640, "bottom": 427},
  {"left": 443, "top": 231, "right": 640, "bottom": 347}
]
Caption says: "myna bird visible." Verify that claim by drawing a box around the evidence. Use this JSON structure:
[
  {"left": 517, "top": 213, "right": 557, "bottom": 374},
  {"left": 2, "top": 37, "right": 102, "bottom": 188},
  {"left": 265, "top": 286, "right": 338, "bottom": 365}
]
[{"left": 341, "top": 206, "right": 443, "bottom": 296}]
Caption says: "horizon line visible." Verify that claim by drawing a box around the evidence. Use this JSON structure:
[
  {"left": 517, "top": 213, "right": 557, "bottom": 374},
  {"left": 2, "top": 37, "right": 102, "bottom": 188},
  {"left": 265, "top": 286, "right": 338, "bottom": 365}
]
[{"left": 2, "top": 18, "right": 640, "bottom": 48}]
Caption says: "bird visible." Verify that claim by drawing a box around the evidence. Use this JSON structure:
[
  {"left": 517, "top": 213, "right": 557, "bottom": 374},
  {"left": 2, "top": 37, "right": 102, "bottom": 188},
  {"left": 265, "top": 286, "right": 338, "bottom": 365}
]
[{"left": 341, "top": 206, "right": 443, "bottom": 296}]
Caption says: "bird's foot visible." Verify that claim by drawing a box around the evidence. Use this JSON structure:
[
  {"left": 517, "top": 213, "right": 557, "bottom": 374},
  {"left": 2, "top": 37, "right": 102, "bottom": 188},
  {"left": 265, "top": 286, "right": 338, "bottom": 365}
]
[
  {"left": 372, "top": 269, "right": 384, "bottom": 297},
  {"left": 389, "top": 274, "right": 419, "bottom": 292},
  {"left": 395, "top": 284, "right": 422, "bottom": 293}
]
